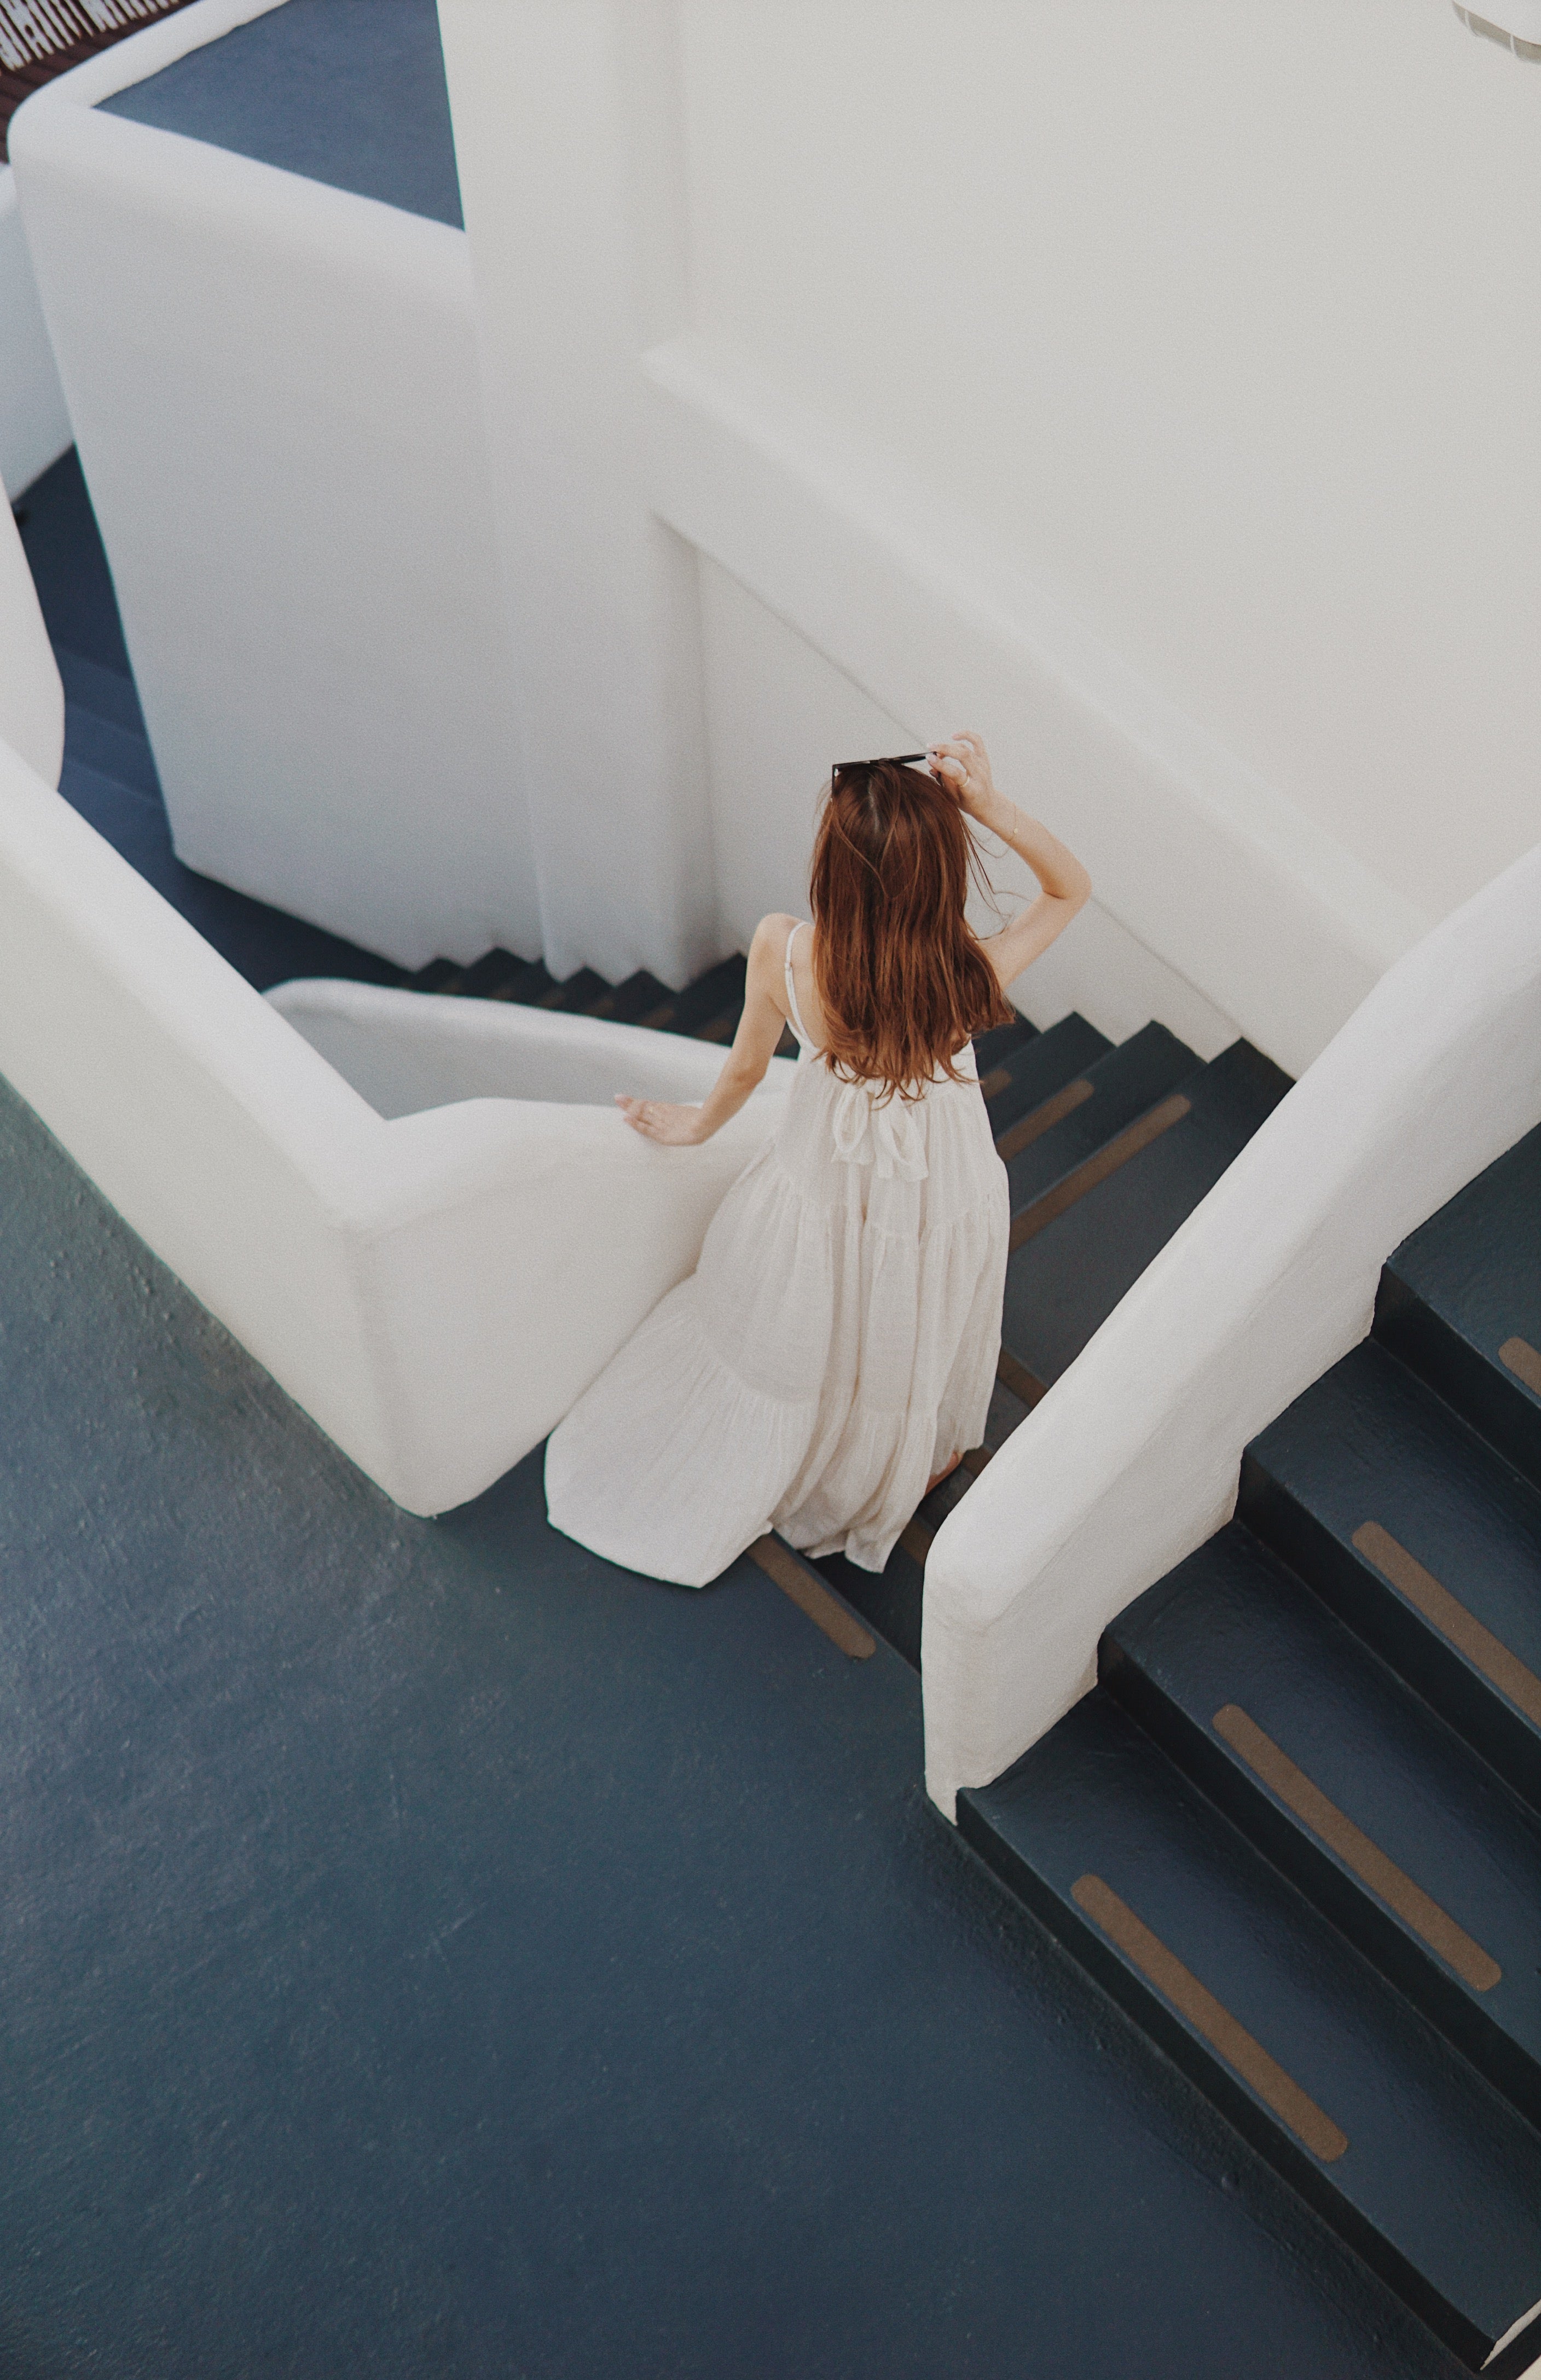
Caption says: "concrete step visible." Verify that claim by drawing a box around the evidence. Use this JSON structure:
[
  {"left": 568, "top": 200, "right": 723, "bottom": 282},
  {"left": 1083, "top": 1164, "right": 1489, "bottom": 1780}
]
[
  {"left": 1376, "top": 1122, "right": 1541, "bottom": 1494},
  {"left": 959, "top": 1690, "right": 1541, "bottom": 2377},
  {"left": 1241, "top": 1334, "right": 1541, "bottom": 1816},
  {"left": 1104, "top": 1517, "right": 1541, "bottom": 2128},
  {"left": 984, "top": 1011, "right": 1111, "bottom": 1140},
  {"left": 1001, "top": 1039, "right": 1290, "bottom": 1391}
]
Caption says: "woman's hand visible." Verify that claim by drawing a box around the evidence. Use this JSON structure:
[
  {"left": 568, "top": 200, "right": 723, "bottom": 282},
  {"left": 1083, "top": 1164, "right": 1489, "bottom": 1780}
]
[
  {"left": 616, "top": 1095, "right": 707, "bottom": 1145},
  {"left": 928, "top": 730, "right": 1003, "bottom": 827}
]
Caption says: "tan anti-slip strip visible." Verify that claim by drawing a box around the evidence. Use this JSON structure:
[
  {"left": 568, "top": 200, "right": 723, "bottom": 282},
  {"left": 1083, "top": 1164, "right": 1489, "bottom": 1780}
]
[
  {"left": 748, "top": 1536, "right": 874, "bottom": 1660},
  {"left": 1009, "top": 1093, "right": 1191, "bottom": 1252},
  {"left": 997, "top": 1350, "right": 1049, "bottom": 1408},
  {"left": 1353, "top": 1522, "right": 1541, "bottom": 1730},
  {"left": 1501, "top": 1336, "right": 1541, "bottom": 1397},
  {"left": 900, "top": 1518, "right": 934, "bottom": 1568},
  {"left": 1071, "top": 1875, "right": 1348, "bottom": 2162},
  {"left": 1213, "top": 1704, "right": 1501, "bottom": 1993},
  {"left": 994, "top": 1078, "right": 1094, "bottom": 1164}
]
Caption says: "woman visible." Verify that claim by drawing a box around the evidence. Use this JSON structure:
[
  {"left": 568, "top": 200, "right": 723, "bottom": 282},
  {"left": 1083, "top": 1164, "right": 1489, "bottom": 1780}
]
[{"left": 544, "top": 730, "right": 1091, "bottom": 1587}]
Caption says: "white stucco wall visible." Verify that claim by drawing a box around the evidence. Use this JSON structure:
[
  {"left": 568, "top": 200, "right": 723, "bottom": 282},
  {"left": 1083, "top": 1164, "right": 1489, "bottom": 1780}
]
[
  {"left": 441, "top": 0, "right": 1536, "bottom": 1066},
  {"left": 0, "top": 168, "right": 71, "bottom": 501},
  {"left": 697, "top": 552, "right": 1238, "bottom": 1057},
  {"left": 12, "top": 0, "right": 541, "bottom": 975},
  {"left": 676, "top": 0, "right": 1540, "bottom": 934},
  {"left": 0, "top": 711, "right": 785, "bottom": 1516}
]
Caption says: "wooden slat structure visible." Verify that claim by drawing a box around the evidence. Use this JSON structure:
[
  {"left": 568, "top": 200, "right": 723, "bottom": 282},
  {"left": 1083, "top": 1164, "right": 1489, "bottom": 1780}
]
[{"left": 1, "top": 0, "right": 199, "bottom": 159}]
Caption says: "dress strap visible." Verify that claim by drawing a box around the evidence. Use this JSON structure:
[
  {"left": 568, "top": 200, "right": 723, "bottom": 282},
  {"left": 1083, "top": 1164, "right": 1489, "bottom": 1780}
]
[{"left": 783, "top": 920, "right": 818, "bottom": 1050}]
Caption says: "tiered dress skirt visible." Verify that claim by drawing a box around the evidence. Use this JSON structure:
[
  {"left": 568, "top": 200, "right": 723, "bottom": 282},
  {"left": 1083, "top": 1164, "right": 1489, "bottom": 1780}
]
[{"left": 544, "top": 1041, "right": 1010, "bottom": 1588}]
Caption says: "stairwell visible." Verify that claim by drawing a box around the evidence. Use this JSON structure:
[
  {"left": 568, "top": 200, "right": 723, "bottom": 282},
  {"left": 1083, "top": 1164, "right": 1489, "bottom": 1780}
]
[
  {"left": 19, "top": 445, "right": 1296, "bottom": 1652},
  {"left": 26, "top": 438, "right": 1541, "bottom": 2372}
]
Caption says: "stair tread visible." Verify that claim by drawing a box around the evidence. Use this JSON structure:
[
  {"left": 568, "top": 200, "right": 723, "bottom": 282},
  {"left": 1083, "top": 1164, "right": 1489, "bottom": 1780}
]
[
  {"left": 1002, "top": 1040, "right": 1288, "bottom": 1386},
  {"left": 960, "top": 1690, "right": 1541, "bottom": 2367},
  {"left": 1378, "top": 1123, "right": 1541, "bottom": 1488},
  {"left": 656, "top": 954, "right": 748, "bottom": 1036},
  {"left": 55, "top": 646, "right": 145, "bottom": 736},
  {"left": 1106, "top": 1522, "right": 1541, "bottom": 2097},
  {"left": 983, "top": 1011, "right": 1111, "bottom": 1134},
  {"left": 971, "top": 1011, "right": 1038, "bottom": 1076},
  {"left": 1003, "top": 1021, "right": 1202, "bottom": 1214},
  {"left": 63, "top": 701, "right": 161, "bottom": 803},
  {"left": 1389, "top": 1123, "right": 1541, "bottom": 1367},
  {"left": 1244, "top": 1338, "right": 1541, "bottom": 1734},
  {"left": 815, "top": 1543, "right": 925, "bottom": 1670},
  {"left": 487, "top": 960, "right": 558, "bottom": 1004},
  {"left": 598, "top": 970, "right": 676, "bottom": 1025},
  {"left": 451, "top": 949, "right": 541, "bottom": 1000},
  {"left": 535, "top": 967, "right": 612, "bottom": 1013}
]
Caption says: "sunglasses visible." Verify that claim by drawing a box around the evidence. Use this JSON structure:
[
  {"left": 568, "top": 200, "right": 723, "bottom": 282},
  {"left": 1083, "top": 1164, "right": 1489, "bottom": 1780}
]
[{"left": 831, "top": 753, "right": 928, "bottom": 782}]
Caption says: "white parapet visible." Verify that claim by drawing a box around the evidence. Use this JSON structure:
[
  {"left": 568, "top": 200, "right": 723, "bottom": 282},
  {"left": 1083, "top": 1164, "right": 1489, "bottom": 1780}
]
[
  {"left": 0, "top": 721, "right": 786, "bottom": 1517},
  {"left": 8, "top": 0, "right": 539, "bottom": 973},
  {"left": 923, "top": 837, "right": 1541, "bottom": 1818},
  {"left": 0, "top": 166, "right": 71, "bottom": 501}
]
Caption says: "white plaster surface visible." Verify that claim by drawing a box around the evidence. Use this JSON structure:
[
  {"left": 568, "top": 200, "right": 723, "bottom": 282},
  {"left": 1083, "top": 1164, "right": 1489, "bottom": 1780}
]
[
  {"left": 923, "top": 838, "right": 1541, "bottom": 1819},
  {"left": 437, "top": 0, "right": 720, "bottom": 992},
  {"left": 0, "top": 471, "right": 62, "bottom": 787},
  {"left": 268, "top": 974, "right": 796, "bottom": 1123},
  {"left": 0, "top": 724, "right": 785, "bottom": 1516},
  {"left": 697, "top": 552, "right": 1238, "bottom": 1059},
  {"left": 674, "top": 0, "right": 1541, "bottom": 937},
  {"left": 9, "top": 0, "right": 538, "bottom": 973},
  {"left": 437, "top": 0, "right": 1528, "bottom": 1074},
  {"left": 0, "top": 169, "right": 71, "bottom": 501}
]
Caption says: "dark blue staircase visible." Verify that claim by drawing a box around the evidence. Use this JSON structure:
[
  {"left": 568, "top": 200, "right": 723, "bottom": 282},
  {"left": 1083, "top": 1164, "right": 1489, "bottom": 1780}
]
[{"left": 959, "top": 1123, "right": 1541, "bottom": 2376}]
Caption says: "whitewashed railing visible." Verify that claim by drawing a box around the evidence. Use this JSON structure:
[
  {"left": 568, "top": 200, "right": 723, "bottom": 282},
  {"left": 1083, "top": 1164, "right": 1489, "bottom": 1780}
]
[
  {"left": 0, "top": 3, "right": 186, "bottom": 74},
  {"left": 0, "top": 712, "right": 790, "bottom": 1514}
]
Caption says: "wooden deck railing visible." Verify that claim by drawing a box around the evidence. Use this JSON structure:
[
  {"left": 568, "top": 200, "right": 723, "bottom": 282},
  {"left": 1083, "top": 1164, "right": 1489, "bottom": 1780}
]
[{"left": 1, "top": 0, "right": 198, "bottom": 159}]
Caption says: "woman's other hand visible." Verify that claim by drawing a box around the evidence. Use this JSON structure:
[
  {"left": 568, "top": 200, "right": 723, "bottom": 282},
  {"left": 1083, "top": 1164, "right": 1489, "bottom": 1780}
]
[
  {"left": 927, "top": 730, "right": 1001, "bottom": 825},
  {"left": 616, "top": 1095, "right": 706, "bottom": 1145}
]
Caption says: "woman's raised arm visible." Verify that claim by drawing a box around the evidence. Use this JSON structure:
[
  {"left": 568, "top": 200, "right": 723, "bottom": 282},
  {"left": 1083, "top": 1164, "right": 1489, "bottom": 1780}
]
[
  {"left": 617, "top": 912, "right": 794, "bottom": 1145},
  {"left": 928, "top": 730, "right": 1091, "bottom": 992}
]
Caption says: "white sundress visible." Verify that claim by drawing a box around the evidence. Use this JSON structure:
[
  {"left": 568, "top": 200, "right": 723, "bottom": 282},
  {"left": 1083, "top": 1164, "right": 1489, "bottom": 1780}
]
[{"left": 543, "top": 922, "right": 1011, "bottom": 1588}]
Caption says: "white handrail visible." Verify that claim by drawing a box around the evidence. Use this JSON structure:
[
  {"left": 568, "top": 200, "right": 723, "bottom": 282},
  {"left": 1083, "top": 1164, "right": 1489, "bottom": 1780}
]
[
  {"left": 0, "top": 732, "right": 787, "bottom": 1516},
  {"left": 922, "top": 838, "right": 1541, "bottom": 1819}
]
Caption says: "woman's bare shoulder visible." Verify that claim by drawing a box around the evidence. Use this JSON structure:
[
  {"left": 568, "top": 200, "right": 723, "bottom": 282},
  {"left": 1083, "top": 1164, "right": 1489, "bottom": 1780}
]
[{"left": 748, "top": 913, "right": 803, "bottom": 970}]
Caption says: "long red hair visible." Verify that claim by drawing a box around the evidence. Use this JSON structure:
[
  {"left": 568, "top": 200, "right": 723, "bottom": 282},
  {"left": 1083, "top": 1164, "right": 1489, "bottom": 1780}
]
[{"left": 808, "top": 758, "right": 1012, "bottom": 1098}]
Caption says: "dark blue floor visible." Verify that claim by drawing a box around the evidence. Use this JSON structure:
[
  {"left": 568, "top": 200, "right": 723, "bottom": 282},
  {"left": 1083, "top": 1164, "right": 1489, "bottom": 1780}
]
[
  {"left": 0, "top": 1079, "right": 1463, "bottom": 2374},
  {"left": 102, "top": 0, "right": 462, "bottom": 229}
]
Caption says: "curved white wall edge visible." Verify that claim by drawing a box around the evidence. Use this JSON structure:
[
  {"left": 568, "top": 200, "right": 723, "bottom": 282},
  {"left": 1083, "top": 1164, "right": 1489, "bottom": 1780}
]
[
  {"left": 0, "top": 472, "right": 62, "bottom": 785},
  {"left": 644, "top": 333, "right": 1431, "bottom": 1082},
  {"left": 0, "top": 167, "right": 71, "bottom": 501},
  {"left": 0, "top": 727, "right": 780, "bottom": 1516},
  {"left": 267, "top": 973, "right": 796, "bottom": 1124},
  {"left": 922, "top": 835, "right": 1541, "bottom": 1819},
  {"left": 10, "top": 0, "right": 540, "bottom": 972}
]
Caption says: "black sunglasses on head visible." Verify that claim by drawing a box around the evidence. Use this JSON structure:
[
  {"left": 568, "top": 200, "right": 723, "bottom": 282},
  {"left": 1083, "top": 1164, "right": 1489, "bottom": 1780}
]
[{"left": 831, "top": 753, "right": 928, "bottom": 781}]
